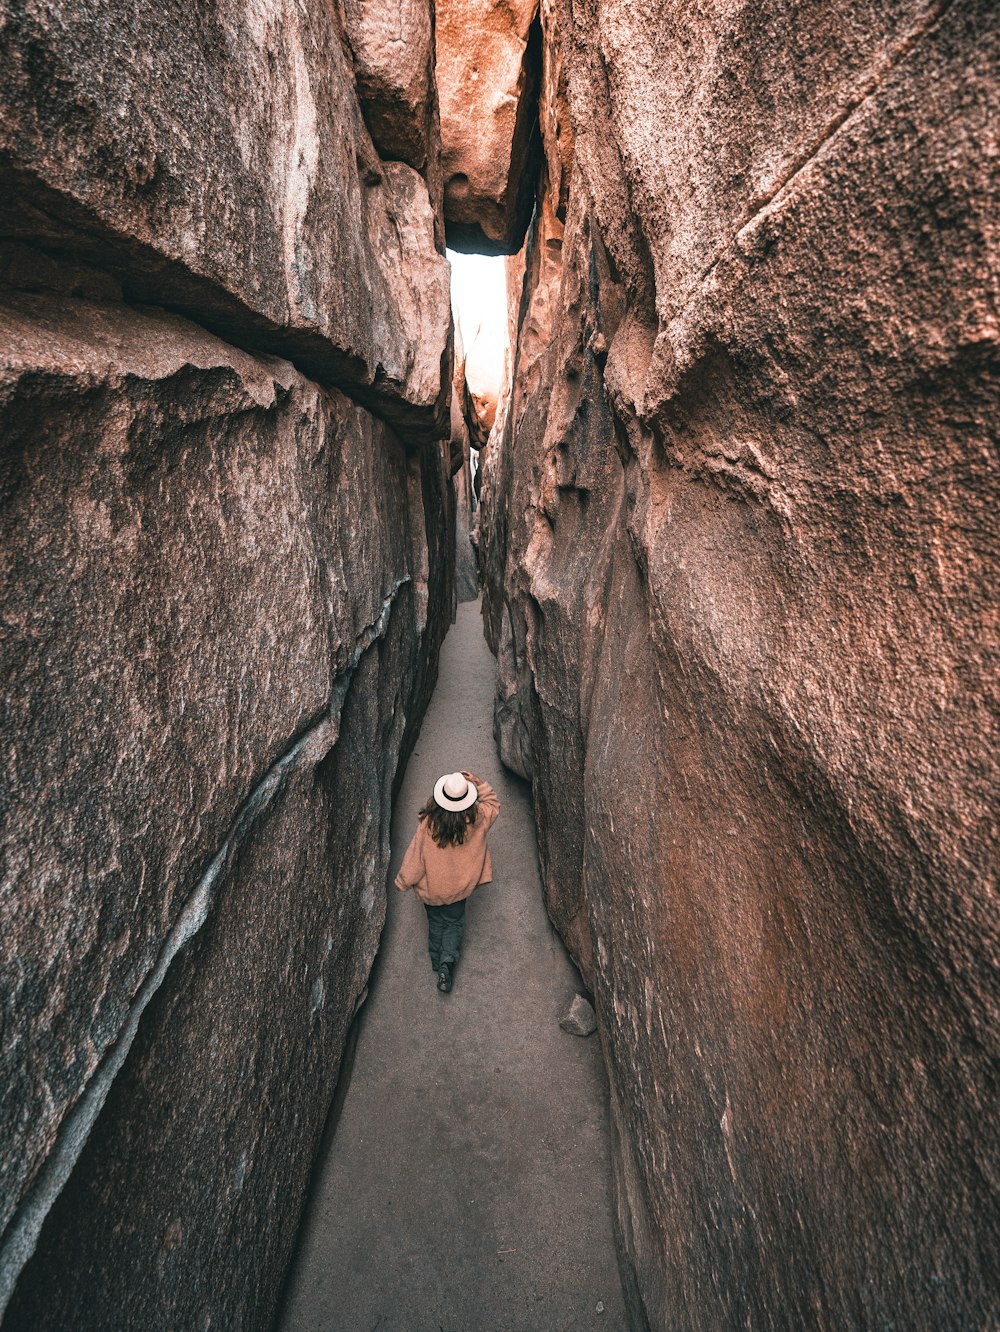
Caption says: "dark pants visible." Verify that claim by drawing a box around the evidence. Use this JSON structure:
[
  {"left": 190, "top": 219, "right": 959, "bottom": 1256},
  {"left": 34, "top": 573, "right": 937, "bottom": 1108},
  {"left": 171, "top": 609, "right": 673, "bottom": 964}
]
[{"left": 425, "top": 899, "right": 466, "bottom": 970}]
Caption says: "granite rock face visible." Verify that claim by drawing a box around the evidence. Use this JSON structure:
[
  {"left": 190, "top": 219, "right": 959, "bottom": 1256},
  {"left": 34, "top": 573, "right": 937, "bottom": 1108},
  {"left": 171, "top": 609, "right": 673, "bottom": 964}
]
[
  {"left": 342, "top": 0, "right": 447, "bottom": 250},
  {"left": 343, "top": 0, "right": 436, "bottom": 170},
  {"left": 481, "top": 2, "right": 999, "bottom": 1328},
  {"left": 0, "top": 285, "right": 452, "bottom": 1331},
  {"left": 451, "top": 334, "right": 481, "bottom": 603},
  {"left": 0, "top": 2, "right": 453, "bottom": 1325},
  {"left": 436, "top": 0, "right": 543, "bottom": 253},
  {"left": 0, "top": 0, "right": 451, "bottom": 439}
]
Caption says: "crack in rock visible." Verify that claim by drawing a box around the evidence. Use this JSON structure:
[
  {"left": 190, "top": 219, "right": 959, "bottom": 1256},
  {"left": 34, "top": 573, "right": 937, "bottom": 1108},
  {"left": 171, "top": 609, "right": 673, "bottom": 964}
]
[{"left": 0, "top": 577, "right": 410, "bottom": 1317}]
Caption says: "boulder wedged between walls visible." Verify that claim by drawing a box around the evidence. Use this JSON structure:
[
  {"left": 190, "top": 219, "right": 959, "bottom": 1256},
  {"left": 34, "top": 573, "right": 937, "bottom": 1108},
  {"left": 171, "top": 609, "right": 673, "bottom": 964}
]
[{"left": 435, "top": 0, "right": 543, "bottom": 254}]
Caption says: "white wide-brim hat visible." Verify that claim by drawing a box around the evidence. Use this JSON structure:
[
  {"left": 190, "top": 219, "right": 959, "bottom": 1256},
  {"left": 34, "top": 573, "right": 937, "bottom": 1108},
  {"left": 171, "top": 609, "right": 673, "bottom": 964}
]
[{"left": 433, "top": 771, "right": 478, "bottom": 812}]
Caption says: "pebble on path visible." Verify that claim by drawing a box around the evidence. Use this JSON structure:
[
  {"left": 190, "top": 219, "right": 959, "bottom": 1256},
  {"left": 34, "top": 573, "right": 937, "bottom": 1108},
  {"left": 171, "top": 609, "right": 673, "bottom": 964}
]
[{"left": 560, "top": 992, "right": 597, "bottom": 1037}]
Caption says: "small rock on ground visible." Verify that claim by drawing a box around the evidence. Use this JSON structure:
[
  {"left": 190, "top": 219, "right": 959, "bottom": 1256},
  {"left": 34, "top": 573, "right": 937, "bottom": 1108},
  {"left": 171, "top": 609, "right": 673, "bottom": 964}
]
[{"left": 560, "top": 993, "right": 597, "bottom": 1037}]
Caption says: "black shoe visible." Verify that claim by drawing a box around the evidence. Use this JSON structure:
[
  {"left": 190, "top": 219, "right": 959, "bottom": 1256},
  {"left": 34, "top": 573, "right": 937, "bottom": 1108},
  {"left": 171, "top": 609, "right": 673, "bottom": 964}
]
[{"left": 437, "top": 964, "right": 453, "bottom": 993}]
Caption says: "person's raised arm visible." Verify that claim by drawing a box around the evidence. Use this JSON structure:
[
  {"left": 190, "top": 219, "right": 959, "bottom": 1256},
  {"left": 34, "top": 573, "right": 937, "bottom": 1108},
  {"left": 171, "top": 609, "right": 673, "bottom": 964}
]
[{"left": 463, "top": 771, "right": 500, "bottom": 827}]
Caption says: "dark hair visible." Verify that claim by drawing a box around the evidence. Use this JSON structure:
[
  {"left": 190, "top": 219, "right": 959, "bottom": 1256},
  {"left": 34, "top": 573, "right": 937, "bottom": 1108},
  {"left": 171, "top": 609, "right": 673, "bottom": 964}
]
[{"left": 419, "top": 796, "right": 477, "bottom": 848}]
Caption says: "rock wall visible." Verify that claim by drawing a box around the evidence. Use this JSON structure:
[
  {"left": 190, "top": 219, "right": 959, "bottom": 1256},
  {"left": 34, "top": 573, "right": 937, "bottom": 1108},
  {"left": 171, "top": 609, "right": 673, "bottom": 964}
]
[
  {"left": 0, "top": 2, "right": 452, "bottom": 1327},
  {"left": 450, "top": 327, "right": 482, "bottom": 604},
  {"left": 479, "top": 1, "right": 999, "bottom": 1327},
  {"left": 436, "top": 0, "right": 542, "bottom": 253}
]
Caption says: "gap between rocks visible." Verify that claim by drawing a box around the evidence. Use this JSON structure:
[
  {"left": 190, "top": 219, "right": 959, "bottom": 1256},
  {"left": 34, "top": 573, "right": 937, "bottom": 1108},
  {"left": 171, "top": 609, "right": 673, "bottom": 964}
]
[{"left": 276, "top": 600, "right": 627, "bottom": 1332}]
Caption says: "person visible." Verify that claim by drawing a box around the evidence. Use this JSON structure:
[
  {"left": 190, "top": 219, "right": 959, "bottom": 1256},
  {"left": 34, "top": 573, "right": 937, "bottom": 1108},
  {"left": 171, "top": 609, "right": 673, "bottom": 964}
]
[{"left": 394, "top": 769, "right": 500, "bottom": 993}]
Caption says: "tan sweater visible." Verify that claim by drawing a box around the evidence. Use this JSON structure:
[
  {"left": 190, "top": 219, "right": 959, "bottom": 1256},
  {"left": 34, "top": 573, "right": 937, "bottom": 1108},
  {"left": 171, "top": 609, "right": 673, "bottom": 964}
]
[{"left": 394, "top": 778, "right": 501, "bottom": 905}]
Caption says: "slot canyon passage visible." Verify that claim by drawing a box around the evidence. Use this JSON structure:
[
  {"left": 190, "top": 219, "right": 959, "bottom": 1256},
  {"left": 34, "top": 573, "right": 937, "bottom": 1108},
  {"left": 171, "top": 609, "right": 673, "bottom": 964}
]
[{"left": 0, "top": 1, "right": 997, "bottom": 1330}]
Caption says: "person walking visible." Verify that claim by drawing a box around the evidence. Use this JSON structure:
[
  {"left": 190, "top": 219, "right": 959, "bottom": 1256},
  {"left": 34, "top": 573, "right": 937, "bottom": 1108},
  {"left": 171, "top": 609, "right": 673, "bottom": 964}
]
[{"left": 394, "top": 769, "right": 500, "bottom": 993}]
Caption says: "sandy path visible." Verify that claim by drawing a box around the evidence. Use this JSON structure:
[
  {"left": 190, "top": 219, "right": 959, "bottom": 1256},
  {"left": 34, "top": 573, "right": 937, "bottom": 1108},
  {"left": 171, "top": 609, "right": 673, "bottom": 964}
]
[{"left": 279, "top": 599, "right": 626, "bottom": 1332}]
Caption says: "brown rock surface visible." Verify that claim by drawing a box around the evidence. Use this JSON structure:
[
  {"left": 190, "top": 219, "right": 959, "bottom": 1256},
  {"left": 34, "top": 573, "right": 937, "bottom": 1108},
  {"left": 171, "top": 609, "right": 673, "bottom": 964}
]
[
  {"left": 482, "top": 1, "right": 999, "bottom": 1327},
  {"left": 0, "top": 0, "right": 455, "bottom": 1318},
  {"left": 451, "top": 334, "right": 481, "bottom": 603},
  {"left": 0, "top": 0, "right": 451, "bottom": 439},
  {"left": 436, "top": 0, "right": 543, "bottom": 253},
  {"left": 343, "top": 0, "right": 436, "bottom": 170},
  {"left": 0, "top": 287, "right": 451, "bottom": 1327}
]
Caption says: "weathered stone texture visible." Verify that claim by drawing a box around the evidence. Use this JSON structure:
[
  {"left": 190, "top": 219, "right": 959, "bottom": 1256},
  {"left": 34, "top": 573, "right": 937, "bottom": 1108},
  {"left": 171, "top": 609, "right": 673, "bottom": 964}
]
[
  {"left": 436, "top": 0, "right": 543, "bottom": 253},
  {"left": 0, "top": 0, "right": 451, "bottom": 438},
  {"left": 451, "top": 338, "right": 481, "bottom": 603},
  {"left": 0, "top": 286, "right": 451, "bottom": 1326},
  {"left": 0, "top": 1, "right": 455, "bottom": 1323},
  {"left": 4, "top": 566, "right": 429, "bottom": 1332},
  {"left": 343, "top": 0, "right": 436, "bottom": 170},
  {"left": 482, "top": 1, "right": 999, "bottom": 1327},
  {"left": 342, "top": 0, "right": 447, "bottom": 252}
]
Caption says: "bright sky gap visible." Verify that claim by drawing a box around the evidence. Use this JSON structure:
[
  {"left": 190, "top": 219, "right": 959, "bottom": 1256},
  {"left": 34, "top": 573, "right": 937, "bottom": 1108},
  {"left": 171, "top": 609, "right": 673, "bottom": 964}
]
[{"left": 447, "top": 249, "right": 508, "bottom": 403}]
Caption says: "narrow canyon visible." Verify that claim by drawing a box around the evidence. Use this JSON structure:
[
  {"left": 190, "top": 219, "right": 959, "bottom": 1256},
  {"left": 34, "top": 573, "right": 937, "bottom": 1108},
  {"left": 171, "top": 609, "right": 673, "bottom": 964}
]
[{"left": 0, "top": 2, "right": 996, "bottom": 1330}]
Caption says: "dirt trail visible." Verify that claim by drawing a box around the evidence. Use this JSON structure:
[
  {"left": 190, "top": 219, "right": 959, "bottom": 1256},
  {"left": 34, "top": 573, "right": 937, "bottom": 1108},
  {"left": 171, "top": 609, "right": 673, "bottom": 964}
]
[{"left": 279, "top": 598, "right": 627, "bottom": 1331}]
